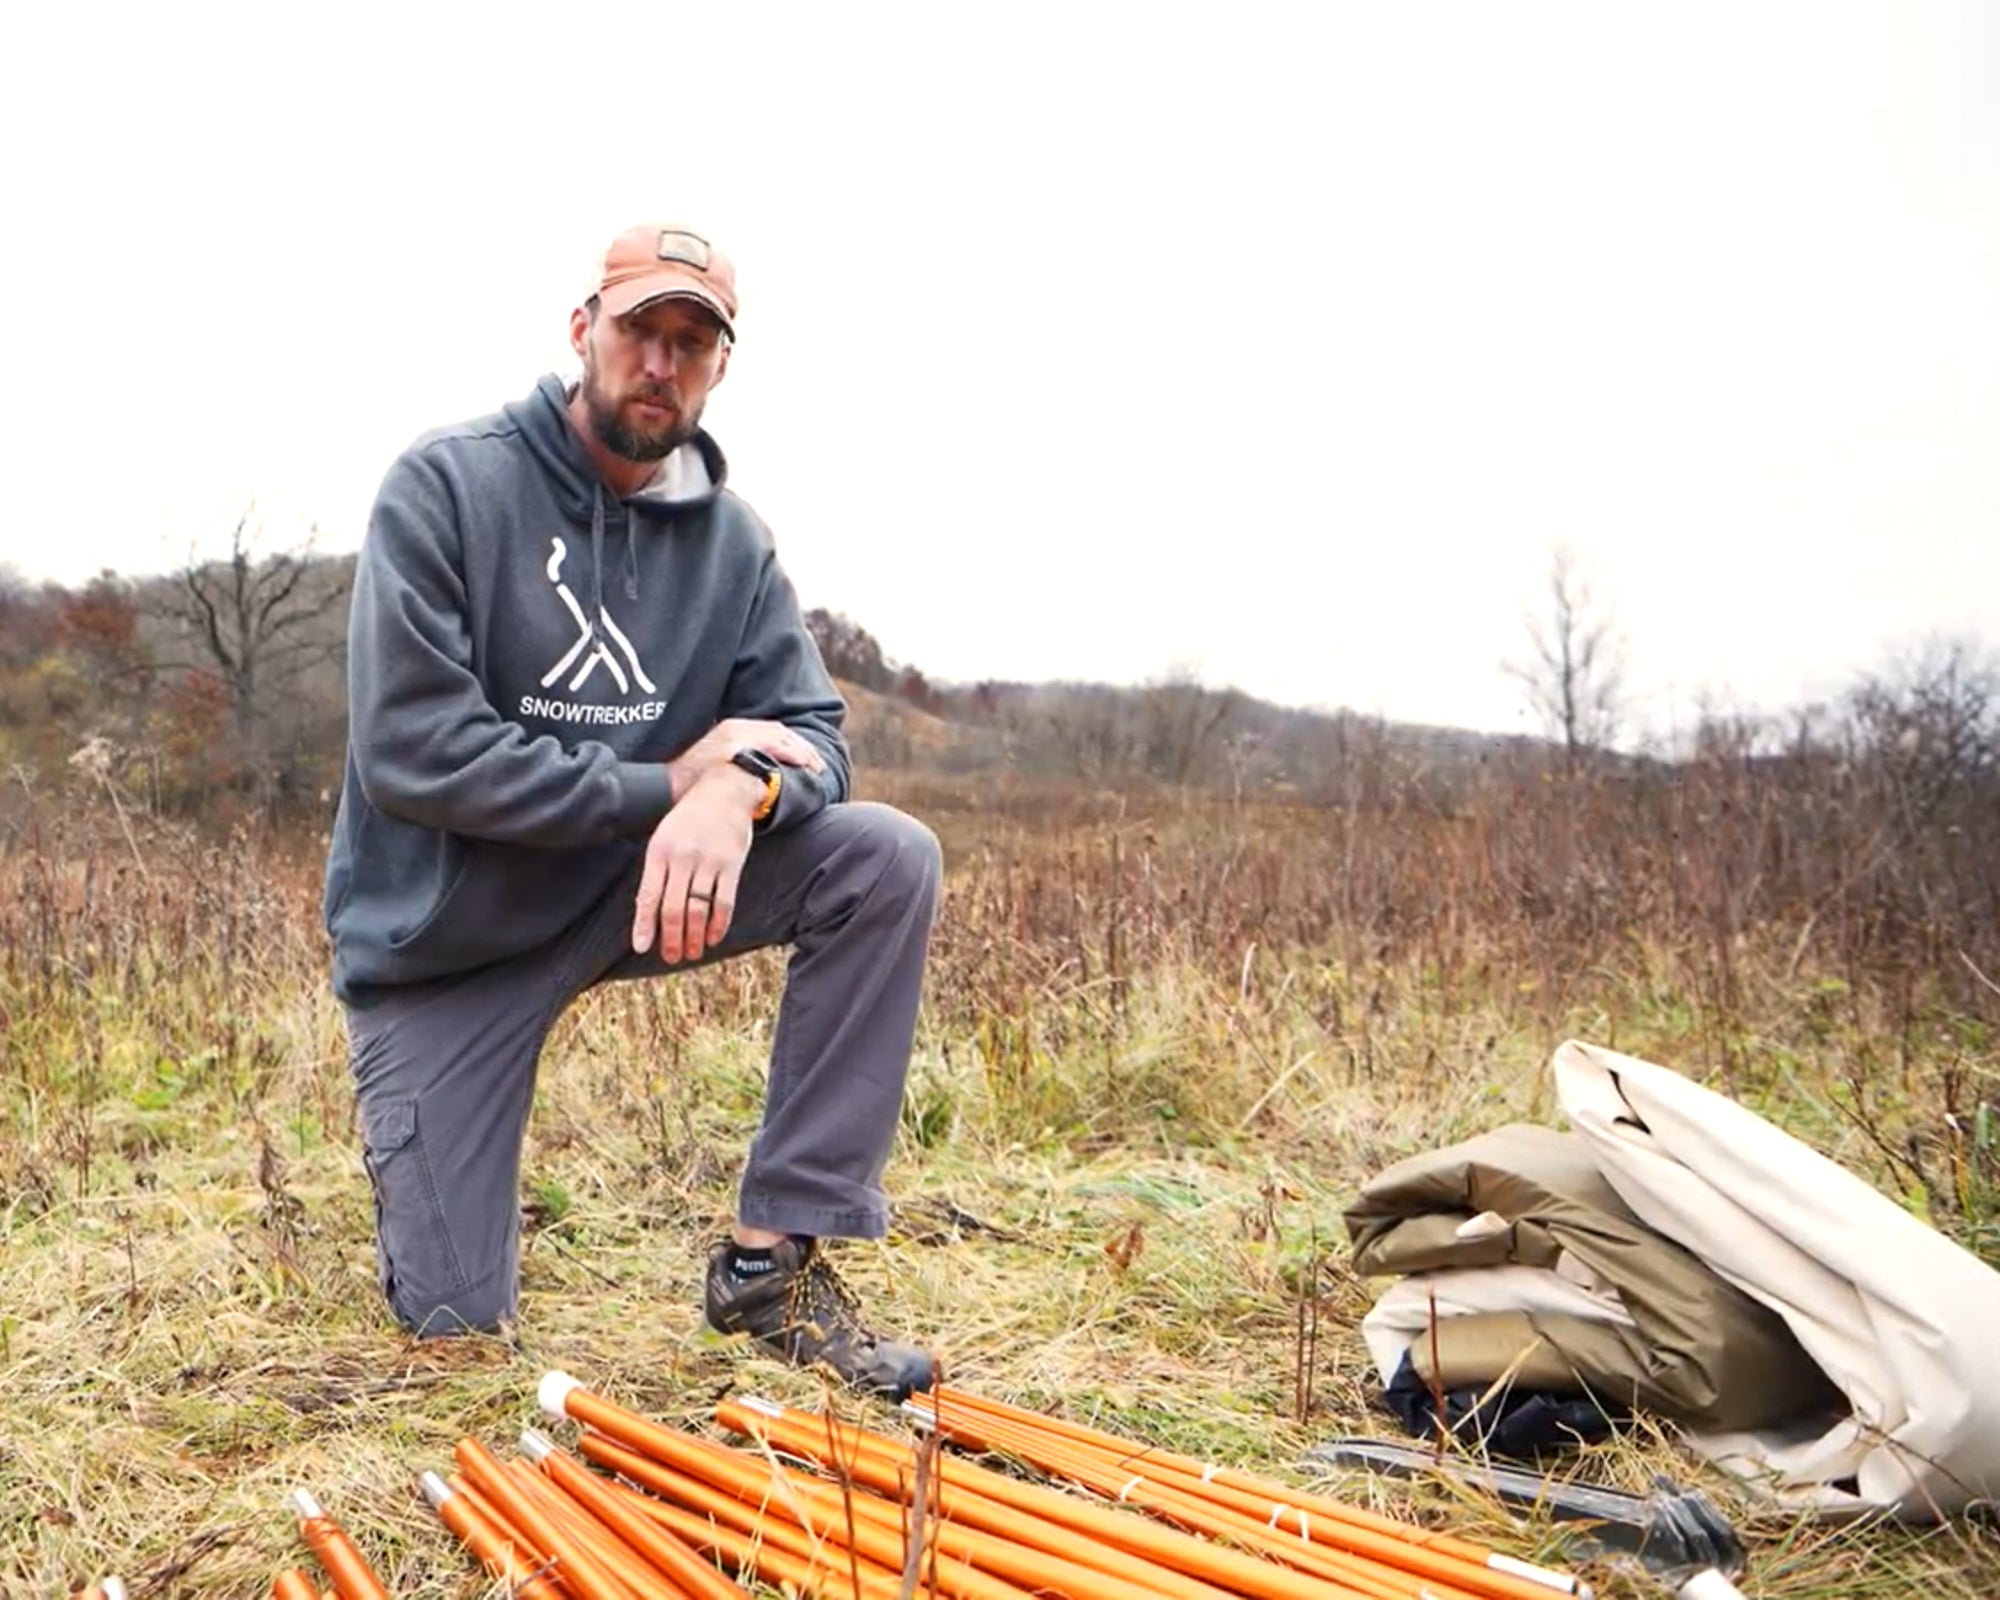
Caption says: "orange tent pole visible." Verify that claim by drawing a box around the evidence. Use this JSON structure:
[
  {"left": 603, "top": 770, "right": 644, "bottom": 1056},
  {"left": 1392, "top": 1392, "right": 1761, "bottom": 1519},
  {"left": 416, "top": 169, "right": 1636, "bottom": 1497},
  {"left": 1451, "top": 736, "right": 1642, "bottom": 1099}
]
[
  {"left": 574, "top": 1412, "right": 1238, "bottom": 1600},
  {"left": 734, "top": 1437, "right": 1241, "bottom": 1600},
  {"left": 568, "top": 1416, "right": 1168, "bottom": 1600},
  {"left": 450, "top": 1474, "right": 579, "bottom": 1597},
  {"left": 542, "top": 1371, "right": 1234, "bottom": 1600},
  {"left": 564, "top": 1419, "right": 894, "bottom": 1563},
  {"left": 924, "top": 1389, "right": 1584, "bottom": 1599},
  {"left": 721, "top": 1397, "right": 1394, "bottom": 1600},
  {"left": 572, "top": 1433, "right": 921, "bottom": 1594},
  {"left": 923, "top": 1392, "right": 1442, "bottom": 1535},
  {"left": 505, "top": 1455, "right": 692, "bottom": 1600},
  {"left": 574, "top": 1453, "right": 908, "bottom": 1600},
  {"left": 579, "top": 1424, "right": 1175, "bottom": 1600},
  {"left": 904, "top": 1408, "right": 1458, "bottom": 1600},
  {"left": 446, "top": 1475, "right": 549, "bottom": 1562},
  {"left": 271, "top": 1571, "right": 319, "bottom": 1600},
  {"left": 523, "top": 1433, "right": 749, "bottom": 1600},
  {"left": 287, "top": 1490, "right": 390, "bottom": 1600},
  {"left": 420, "top": 1470, "right": 567, "bottom": 1600},
  {"left": 907, "top": 1402, "right": 1565, "bottom": 1600},
  {"left": 456, "top": 1435, "right": 640, "bottom": 1600}
]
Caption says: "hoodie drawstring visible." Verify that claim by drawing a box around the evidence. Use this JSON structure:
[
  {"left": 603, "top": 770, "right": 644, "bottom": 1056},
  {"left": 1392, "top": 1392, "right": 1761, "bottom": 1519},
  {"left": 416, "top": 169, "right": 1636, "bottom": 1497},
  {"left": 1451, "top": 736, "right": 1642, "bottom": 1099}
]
[
  {"left": 588, "top": 486, "right": 608, "bottom": 642},
  {"left": 588, "top": 484, "right": 644, "bottom": 616}
]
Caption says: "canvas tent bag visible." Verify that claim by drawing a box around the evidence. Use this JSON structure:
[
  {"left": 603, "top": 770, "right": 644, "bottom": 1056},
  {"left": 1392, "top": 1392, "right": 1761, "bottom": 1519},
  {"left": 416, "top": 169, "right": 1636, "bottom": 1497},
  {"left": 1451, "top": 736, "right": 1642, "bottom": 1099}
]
[
  {"left": 1554, "top": 1040, "right": 2000, "bottom": 1517},
  {"left": 1346, "top": 1122, "right": 1840, "bottom": 1435}
]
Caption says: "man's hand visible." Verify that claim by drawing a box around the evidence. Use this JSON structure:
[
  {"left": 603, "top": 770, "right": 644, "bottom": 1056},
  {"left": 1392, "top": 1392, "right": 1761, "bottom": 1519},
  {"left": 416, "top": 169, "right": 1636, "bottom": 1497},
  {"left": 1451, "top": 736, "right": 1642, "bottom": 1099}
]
[
  {"left": 632, "top": 765, "right": 764, "bottom": 962},
  {"left": 666, "top": 718, "right": 823, "bottom": 803}
]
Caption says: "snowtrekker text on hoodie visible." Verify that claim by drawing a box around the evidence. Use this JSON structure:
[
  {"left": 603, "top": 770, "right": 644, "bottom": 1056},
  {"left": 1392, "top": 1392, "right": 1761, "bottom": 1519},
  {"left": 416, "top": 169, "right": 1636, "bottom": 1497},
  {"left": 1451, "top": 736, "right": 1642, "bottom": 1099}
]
[{"left": 322, "top": 375, "right": 850, "bottom": 1002}]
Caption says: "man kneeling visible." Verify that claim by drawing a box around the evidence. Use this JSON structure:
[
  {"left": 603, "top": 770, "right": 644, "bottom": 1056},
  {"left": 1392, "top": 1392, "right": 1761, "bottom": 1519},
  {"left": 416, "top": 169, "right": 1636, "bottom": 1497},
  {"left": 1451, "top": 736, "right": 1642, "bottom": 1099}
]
[{"left": 322, "top": 220, "right": 938, "bottom": 1397}]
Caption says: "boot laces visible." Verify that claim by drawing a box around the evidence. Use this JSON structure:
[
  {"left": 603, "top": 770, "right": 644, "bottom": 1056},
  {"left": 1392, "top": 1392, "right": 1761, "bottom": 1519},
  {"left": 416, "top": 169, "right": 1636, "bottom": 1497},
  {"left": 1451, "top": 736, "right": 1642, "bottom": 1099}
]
[{"left": 788, "top": 1248, "right": 871, "bottom": 1345}]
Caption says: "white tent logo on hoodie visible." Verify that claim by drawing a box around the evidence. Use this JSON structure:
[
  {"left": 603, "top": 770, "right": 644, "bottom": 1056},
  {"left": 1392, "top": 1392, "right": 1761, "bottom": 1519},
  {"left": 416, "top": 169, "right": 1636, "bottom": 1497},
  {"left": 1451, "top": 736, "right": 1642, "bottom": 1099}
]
[{"left": 539, "top": 536, "right": 658, "bottom": 695}]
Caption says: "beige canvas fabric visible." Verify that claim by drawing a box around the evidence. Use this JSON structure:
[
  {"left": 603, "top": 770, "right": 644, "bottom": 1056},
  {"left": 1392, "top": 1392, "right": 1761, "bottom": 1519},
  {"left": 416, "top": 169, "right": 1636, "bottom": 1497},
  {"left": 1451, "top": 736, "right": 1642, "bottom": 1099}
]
[
  {"left": 1556, "top": 1040, "right": 2000, "bottom": 1517},
  {"left": 1347, "top": 1124, "right": 1835, "bottom": 1431},
  {"left": 1361, "top": 1264, "right": 1635, "bottom": 1383}
]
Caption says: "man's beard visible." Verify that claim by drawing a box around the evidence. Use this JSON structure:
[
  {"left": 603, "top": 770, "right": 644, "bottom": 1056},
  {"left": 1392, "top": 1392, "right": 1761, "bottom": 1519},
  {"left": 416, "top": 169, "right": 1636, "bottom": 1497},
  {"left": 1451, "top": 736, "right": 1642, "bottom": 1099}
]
[{"left": 580, "top": 362, "right": 703, "bottom": 463}]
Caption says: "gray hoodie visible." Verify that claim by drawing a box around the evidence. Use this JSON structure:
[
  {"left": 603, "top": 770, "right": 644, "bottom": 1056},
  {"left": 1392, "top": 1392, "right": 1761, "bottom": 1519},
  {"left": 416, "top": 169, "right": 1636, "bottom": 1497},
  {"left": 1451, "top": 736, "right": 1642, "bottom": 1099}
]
[{"left": 322, "top": 374, "right": 849, "bottom": 1002}]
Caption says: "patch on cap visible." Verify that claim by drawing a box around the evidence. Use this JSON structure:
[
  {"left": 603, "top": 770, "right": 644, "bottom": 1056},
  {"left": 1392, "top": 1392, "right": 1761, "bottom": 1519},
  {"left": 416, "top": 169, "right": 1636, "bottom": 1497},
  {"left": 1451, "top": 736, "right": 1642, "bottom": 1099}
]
[{"left": 658, "top": 230, "right": 712, "bottom": 270}]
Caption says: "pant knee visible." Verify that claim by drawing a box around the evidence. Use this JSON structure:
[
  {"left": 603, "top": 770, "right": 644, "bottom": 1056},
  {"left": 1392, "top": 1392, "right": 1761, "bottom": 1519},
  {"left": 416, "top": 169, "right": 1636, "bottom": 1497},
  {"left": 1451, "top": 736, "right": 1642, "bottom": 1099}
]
[
  {"left": 847, "top": 802, "right": 942, "bottom": 907},
  {"left": 360, "top": 1095, "right": 518, "bottom": 1336}
]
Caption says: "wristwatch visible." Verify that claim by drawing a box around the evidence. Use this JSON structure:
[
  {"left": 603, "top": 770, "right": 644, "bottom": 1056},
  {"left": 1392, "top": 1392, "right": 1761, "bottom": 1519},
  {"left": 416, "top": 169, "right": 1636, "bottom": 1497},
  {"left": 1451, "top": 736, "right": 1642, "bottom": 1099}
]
[{"left": 729, "top": 748, "right": 783, "bottom": 825}]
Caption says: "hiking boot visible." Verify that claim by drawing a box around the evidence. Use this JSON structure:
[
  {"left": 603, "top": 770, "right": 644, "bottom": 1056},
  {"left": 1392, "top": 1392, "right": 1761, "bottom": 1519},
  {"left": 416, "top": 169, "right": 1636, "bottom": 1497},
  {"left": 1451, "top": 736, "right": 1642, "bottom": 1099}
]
[{"left": 703, "top": 1235, "right": 937, "bottom": 1399}]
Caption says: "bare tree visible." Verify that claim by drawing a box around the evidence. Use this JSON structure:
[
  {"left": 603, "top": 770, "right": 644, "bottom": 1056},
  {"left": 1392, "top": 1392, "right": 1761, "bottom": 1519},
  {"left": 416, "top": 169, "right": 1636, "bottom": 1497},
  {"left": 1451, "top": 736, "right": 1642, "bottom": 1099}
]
[
  {"left": 1139, "top": 666, "right": 1239, "bottom": 785},
  {"left": 804, "top": 608, "right": 894, "bottom": 692},
  {"left": 1011, "top": 684, "right": 1141, "bottom": 781},
  {"left": 1507, "top": 544, "right": 1625, "bottom": 774},
  {"left": 152, "top": 509, "right": 351, "bottom": 795},
  {"left": 0, "top": 563, "right": 54, "bottom": 672},
  {"left": 1843, "top": 635, "right": 1999, "bottom": 827}
]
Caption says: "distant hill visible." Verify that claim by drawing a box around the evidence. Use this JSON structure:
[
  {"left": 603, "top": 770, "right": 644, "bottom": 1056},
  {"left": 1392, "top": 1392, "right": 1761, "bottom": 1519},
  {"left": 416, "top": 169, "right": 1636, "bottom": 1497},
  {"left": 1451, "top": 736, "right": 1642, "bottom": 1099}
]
[
  {"left": 834, "top": 675, "right": 1007, "bottom": 773},
  {"left": 3, "top": 557, "right": 1558, "bottom": 813},
  {"left": 833, "top": 667, "right": 1560, "bottom": 801}
]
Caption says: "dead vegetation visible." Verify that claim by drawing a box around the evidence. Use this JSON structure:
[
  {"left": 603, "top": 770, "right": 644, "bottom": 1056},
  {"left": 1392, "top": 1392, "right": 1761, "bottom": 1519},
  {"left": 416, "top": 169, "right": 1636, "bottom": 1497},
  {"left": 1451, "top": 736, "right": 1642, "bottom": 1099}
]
[{"left": 1, "top": 761, "right": 1996, "bottom": 1596}]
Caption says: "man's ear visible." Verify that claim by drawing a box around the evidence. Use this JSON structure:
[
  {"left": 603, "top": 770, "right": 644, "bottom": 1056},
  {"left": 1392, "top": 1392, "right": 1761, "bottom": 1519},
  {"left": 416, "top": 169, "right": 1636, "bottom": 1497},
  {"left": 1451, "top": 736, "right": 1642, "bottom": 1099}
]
[
  {"left": 712, "top": 339, "right": 732, "bottom": 389},
  {"left": 568, "top": 305, "right": 591, "bottom": 363}
]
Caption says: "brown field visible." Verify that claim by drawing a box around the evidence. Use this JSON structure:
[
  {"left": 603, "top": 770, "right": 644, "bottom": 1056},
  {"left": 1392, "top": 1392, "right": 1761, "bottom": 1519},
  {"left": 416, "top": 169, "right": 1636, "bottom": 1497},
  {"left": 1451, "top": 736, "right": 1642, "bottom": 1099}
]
[{"left": 1, "top": 767, "right": 1996, "bottom": 1597}]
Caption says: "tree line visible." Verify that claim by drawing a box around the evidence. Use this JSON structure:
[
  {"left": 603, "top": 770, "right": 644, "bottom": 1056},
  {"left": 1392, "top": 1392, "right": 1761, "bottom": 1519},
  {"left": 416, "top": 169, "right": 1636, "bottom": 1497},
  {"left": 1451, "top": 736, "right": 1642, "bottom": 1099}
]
[
  {"left": 2, "top": 517, "right": 350, "bottom": 815},
  {"left": 4, "top": 529, "right": 1996, "bottom": 981}
]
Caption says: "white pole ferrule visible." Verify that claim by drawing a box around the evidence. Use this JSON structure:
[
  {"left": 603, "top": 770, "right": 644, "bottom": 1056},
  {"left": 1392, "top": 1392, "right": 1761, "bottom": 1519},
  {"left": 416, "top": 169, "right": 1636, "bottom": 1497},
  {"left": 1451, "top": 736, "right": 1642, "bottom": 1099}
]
[
  {"left": 419, "top": 1471, "right": 452, "bottom": 1510},
  {"left": 1489, "top": 1553, "right": 1582, "bottom": 1593},
  {"left": 1676, "top": 1572, "right": 1748, "bottom": 1600},
  {"left": 537, "top": 1370, "right": 583, "bottom": 1419},
  {"left": 288, "top": 1488, "right": 323, "bottom": 1521},
  {"left": 520, "top": 1429, "right": 555, "bottom": 1463}
]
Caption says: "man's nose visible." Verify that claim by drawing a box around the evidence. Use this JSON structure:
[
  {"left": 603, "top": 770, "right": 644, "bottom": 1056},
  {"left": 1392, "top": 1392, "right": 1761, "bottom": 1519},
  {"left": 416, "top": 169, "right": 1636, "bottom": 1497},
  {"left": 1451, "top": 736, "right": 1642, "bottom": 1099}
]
[{"left": 640, "top": 340, "right": 681, "bottom": 382}]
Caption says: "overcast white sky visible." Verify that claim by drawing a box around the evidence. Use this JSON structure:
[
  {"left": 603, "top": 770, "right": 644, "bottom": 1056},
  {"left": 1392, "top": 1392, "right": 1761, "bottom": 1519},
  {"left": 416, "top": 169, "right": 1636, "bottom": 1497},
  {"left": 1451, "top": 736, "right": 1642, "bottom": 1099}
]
[{"left": 1, "top": 2, "right": 1994, "bottom": 739}]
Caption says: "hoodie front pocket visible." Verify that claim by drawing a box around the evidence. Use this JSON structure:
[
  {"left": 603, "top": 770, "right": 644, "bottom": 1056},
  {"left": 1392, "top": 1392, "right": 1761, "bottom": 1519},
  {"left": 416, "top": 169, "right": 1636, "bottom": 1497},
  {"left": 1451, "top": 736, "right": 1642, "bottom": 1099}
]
[{"left": 387, "top": 844, "right": 472, "bottom": 954}]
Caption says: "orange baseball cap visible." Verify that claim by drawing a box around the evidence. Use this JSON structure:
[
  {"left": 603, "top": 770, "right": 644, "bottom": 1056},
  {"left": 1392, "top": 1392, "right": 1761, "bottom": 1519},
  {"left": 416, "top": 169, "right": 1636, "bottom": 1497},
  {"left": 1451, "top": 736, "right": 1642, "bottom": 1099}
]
[{"left": 590, "top": 223, "right": 738, "bottom": 337}]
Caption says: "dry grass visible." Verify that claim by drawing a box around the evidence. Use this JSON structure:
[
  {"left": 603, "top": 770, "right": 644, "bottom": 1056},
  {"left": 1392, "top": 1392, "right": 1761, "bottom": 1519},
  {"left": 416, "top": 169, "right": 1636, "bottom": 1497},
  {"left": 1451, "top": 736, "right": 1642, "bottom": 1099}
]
[{"left": 1, "top": 774, "right": 1996, "bottom": 1597}]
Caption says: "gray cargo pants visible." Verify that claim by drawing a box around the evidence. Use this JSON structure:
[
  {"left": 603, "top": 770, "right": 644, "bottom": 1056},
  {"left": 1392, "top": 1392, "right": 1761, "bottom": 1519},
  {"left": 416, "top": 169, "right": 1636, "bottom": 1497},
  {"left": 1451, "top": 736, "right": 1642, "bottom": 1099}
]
[{"left": 342, "top": 801, "right": 941, "bottom": 1337}]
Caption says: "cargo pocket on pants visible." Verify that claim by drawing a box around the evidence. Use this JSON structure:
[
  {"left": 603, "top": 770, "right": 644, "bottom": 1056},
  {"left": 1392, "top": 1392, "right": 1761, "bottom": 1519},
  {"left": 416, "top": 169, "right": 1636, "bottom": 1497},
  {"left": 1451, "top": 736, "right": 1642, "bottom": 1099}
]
[{"left": 359, "top": 1096, "right": 468, "bottom": 1316}]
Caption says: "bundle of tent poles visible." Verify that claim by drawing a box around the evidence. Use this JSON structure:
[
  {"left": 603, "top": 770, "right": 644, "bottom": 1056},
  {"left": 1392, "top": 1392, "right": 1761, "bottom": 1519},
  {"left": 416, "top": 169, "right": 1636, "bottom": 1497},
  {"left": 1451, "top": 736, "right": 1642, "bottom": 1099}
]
[{"left": 390, "top": 1371, "right": 1595, "bottom": 1600}]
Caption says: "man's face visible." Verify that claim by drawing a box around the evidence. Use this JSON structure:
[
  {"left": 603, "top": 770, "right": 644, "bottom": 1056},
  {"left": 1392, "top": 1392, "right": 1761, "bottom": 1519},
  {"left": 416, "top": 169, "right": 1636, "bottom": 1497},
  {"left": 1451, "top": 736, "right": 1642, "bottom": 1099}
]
[{"left": 572, "top": 297, "right": 730, "bottom": 463}]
